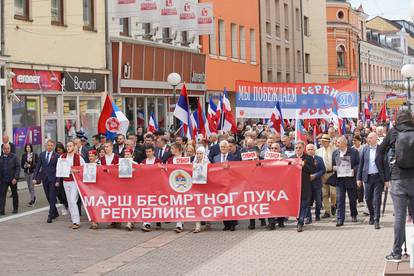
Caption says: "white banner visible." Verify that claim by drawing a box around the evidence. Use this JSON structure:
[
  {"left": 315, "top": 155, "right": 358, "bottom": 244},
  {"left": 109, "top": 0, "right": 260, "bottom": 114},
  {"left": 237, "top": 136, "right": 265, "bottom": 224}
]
[
  {"left": 196, "top": 3, "right": 214, "bottom": 35},
  {"left": 159, "top": 0, "right": 180, "bottom": 28},
  {"left": 110, "top": 0, "right": 140, "bottom": 18},
  {"left": 178, "top": 0, "right": 197, "bottom": 31},
  {"left": 138, "top": 0, "right": 160, "bottom": 23}
]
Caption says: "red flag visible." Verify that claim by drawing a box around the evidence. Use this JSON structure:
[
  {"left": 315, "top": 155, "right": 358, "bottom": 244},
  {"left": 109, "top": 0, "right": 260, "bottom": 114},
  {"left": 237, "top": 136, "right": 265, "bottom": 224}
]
[
  {"left": 98, "top": 95, "right": 114, "bottom": 135},
  {"left": 377, "top": 101, "right": 388, "bottom": 123}
]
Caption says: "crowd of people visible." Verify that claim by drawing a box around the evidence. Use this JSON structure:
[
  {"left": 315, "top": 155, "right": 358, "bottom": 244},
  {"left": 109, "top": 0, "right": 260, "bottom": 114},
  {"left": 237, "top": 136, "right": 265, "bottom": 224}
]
[{"left": 1, "top": 109, "right": 414, "bottom": 262}]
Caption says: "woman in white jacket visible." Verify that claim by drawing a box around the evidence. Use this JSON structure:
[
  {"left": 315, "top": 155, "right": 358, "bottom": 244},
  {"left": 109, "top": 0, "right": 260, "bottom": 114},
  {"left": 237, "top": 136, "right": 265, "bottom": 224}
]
[{"left": 192, "top": 146, "right": 210, "bottom": 233}]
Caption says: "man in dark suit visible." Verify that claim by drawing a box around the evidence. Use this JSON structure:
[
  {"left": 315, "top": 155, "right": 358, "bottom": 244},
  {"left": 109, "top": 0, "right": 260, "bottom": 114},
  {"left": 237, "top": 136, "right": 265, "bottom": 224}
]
[
  {"left": 1, "top": 134, "right": 16, "bottom": 155},
  {"left": 295, "top": 141, "right": 316, "bottom": 232},
  {"left": 305, "top": 143, "right": 326, "bottom": 223},
  {"left": 113, "top": 134, "right": 126, "bottom": 157},
  {"left": 33, "top": 140, "right": 60, "bottom": 223},
  {"left": 333, "top": 136, "right": 360, "bottom": 227},
  {"left": 228, "top": 137, "right": 242, "bottom": 161},
  {"left": 155, "top": 136, "right": 172, "bottom": 163},
  {"left": 357, "top": 132, "right": 390, "bottom": 229},
  {"left": 212, "top": 140, "right": 237, "bottom": 231},
  {"left": 0, "top": 143, "right": 20, "bottom": 215},
  {"left": 208, "top": 133, "right": 220, "bottom": 162}
]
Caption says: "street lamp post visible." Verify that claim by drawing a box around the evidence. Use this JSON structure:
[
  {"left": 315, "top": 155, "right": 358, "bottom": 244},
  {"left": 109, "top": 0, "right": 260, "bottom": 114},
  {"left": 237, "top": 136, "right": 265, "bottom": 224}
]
[
  {"left": 167, "top": 72, "right": 181, "bottom": 131},
  {"left": 401, "top": 64, "right": 414, "bottom": 111}
]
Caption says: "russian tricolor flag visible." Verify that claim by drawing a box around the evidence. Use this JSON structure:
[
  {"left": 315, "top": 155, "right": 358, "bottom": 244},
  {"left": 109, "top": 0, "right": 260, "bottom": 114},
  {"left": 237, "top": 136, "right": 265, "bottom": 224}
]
[
  {"left": 148, "top": 112, "right": 158, "bottom": 133},
  {"left": 98, "top": 95, "right": 129, "bottom": 141},
  {"left": 173, "top": 84, "right": 194, "bottom": 139}
]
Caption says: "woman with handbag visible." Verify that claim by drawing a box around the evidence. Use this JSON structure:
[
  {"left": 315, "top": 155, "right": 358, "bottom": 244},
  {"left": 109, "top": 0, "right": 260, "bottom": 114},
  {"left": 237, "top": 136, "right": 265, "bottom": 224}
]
[{"left": 21, "top": 144, "right": 38, "bottom": 207}]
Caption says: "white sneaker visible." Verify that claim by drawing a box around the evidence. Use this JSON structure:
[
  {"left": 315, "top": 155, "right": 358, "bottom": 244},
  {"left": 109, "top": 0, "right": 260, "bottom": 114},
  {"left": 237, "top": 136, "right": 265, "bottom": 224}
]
[{"left": 61, "top": 209, "right": 68, "bottom": 216}]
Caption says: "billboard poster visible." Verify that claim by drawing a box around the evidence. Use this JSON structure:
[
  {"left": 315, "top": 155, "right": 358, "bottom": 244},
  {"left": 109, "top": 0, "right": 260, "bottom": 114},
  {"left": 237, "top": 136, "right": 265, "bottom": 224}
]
[{"left": 13, "top": 126, "right": 42, "bottom": 148}]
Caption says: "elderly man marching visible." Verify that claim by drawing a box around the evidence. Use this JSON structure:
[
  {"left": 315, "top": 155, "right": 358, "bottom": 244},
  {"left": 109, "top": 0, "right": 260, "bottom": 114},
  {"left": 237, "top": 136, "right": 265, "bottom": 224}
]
[{"left": 316, "top": 134, "right": 336, "bottom": 218}]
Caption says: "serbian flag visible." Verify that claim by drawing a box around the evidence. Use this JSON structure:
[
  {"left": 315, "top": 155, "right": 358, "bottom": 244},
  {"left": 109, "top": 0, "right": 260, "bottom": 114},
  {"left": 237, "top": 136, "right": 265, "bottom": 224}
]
[
  {"left": 148, "top": 112, "right": 158, "bottom": 133},
  {"left": 364, "top": 95, "right": 371, "bottom": 121},
  {"left": 207, "top": 96, "right": 219, "bottom": 133},
  {"left": 173, "top": 84, "right": 194, "bottom": 139},
  {"left": 295, "top": 119, "right": 307, "bottom": 144},
  {"left": 313, "top": 124, "right": 318, "bottom": 145},
  {"left": 194, "top": 100, "right": 211, "bottom": 137},
  {"left": 98, "top": 95, "right": 129, "bottom": 141},
  {"left": 377, "top": 101, "right": 388, "bottom": 123},
  {"left": 332, "top": 98, "right": 342, "bottom": 135},
  {"left": 269, "top": 101, "right": 284, "bottom": 133},
  {"left": 219, "top": 88, "right": 237, "bottom": 133}
]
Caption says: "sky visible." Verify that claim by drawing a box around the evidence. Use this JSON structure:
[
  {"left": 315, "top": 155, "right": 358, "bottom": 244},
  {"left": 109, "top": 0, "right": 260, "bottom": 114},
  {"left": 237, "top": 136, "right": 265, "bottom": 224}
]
[{"left": 349, "top": 0, "right": 411, "bottom": 20}]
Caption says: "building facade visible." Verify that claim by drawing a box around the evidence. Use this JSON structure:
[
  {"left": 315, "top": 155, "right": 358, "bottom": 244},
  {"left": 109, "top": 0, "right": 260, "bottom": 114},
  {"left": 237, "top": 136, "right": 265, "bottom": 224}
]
[
  {"left": 302, "top": 0, "right": 328, "bottom": 83},
  {"left": 326, "top": 0, "right": 367, "bottom": 82},
  {"left": 199, "top": 0, "right": 261, "bottom": 113},
  {"left": 4, "top": 0, "right": 108, "bottom": 156},
  {"left": 259, "top": 0, "right": 303, "bottom": 83}
]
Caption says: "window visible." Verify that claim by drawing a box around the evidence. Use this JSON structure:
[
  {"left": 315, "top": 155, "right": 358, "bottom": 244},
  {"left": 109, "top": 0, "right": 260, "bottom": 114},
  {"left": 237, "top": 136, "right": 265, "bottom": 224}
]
[
  {"left": 250, "top": 29, "right": 256, "bottom": 63},
  {"left": 276, "top": 45, "right": 281, "bottom": 68},
  {"left": 286, "top": 73, "right": 291, "bottom": 83},
  {"left": 297, "top": 50, "right": 302, "bottom": 72},
  {"left": 284, "top": 3, "right": 289, "bottom": 26},
  {"left": 336, "top": 45, "right": 345, "bottom": 68},
  {"left": 218, "top": 20, "right": 226, "bottom": 57},
  {"left": 267, "top": 70, "right": 273, "bottom": 82},
  {"left": 83, "top": 0, "right": 94, "bottom": 31},
  {"left": 305, "top": 53, "right": 311, "bottom": 74},
  {"left": 266, "top": 22, "right": 271, "bottom": 36},
  {"left": 181, "top": 31, "right": 189, "bottom": 46},
  {"left": 285, "top": 48, "right": 290, "bottom": 70},
  {"left": 209, "top": 32, "right": 217, "bottom": 55},
  {"left": 337, "top": 10, "right": 344, "bottom": 20},
  {"left": 143, "top": 23, "right": 152, "bottom": 40},
  {"left": 275, "top": 0, "right": 280, "bottom": 22},
  {"left": 267, "top": 43, "right": 272, "bottom": 69},
  {"left": 120, "top": 18, "right": 129, "bottom": 36},
  {"left": 239, "top": 26, "right": 246, "bottom": 60},
  {"left": 15, "top": 0, "right": 29, "bottom": 20},
  {"left": 162, "top": 28, "right": 172, "bottom": 44},
  {"left": 266, "top": 0, "right": 271, "bottom": 20},
  {"left": 51, "top": 0, "right": 64, "bottom": 25},
  {"left": 304, "top": 16, "right": 309, "bottom": 36},
  {"left": 285, "top": 26, "right": 289, "bottom": 42},
  {"left": 295, "top": 8, "right": 300, "bottom": 30},
  {"left": 277, "top": 72, "right": 282, "bottom": 82},
  {"left": 231, "top": 23, "right": 238, "bottom": 59},
  {"left": 275, "top": 24, "right": 281, "bottom": 38}
]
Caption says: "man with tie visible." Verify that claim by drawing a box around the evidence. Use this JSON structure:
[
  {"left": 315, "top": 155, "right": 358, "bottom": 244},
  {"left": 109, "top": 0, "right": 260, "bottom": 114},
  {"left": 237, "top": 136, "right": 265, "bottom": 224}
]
[
  {"left": 208, "top": 133, "right": 220, "bottom": 162},
  {"left": 213, "top": 140, "right": 237, "bottom": 231},
  {"left": 305, "top": 143, "right": 326, "bottom": 223},
  {"left": 33, "top": 140, "right": 60, "bottom": 222},
  {"left": 155, "top": 136, "right": 172, "bottom": 163},
  {"left": 357, "top": 132, "right": 390, "bottom": 229},
  {"left": 0, "top": 144, "right": 20, "bottom": 215}
]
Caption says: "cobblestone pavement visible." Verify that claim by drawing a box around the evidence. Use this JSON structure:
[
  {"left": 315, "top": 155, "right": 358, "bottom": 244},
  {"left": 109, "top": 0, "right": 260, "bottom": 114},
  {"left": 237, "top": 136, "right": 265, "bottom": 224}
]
[{"left": 0, "top": 191, "right": 394, "bottom": 276}]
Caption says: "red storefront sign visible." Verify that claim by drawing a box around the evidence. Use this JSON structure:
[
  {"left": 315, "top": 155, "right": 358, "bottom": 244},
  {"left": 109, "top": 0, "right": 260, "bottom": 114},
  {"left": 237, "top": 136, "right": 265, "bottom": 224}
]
[
  {"left": 73, "top": 160, "right": 302, "bottom": 223},
  {"left": 12, "top": 69, "right": 62, "bottom": 91}
]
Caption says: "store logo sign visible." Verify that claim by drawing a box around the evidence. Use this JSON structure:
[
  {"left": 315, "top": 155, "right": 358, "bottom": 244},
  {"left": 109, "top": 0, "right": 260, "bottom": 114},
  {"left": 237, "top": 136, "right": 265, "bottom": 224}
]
[
  {"left": 16, "top": 75, "right": 41, "bottom": 84},
  {"left": 63, "top": 72, "right": 105, "bottom": 92}
]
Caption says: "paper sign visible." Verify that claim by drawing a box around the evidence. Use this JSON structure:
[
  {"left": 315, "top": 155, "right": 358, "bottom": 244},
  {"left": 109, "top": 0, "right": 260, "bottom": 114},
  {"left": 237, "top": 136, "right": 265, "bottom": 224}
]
[
  {"left": 56, "top": 158, "right": 71, "bottom": 178},
  {"left": 265, "top": 152, "right": 281, "bottom": 160},
  {"left": 83, "top": 163, "right": 97, "bottom": 183},
  {"left": 119, "top": 158, "right": 133, "bottom": 178},
  {"left": 241, "top": 151, "right": 257, "bottom": 161},
  {"left": 192, "top": 163, "right": 208, "bottom": 184},
  {"left": 174, "top": 157, "right": 191, "bottom": 164}
]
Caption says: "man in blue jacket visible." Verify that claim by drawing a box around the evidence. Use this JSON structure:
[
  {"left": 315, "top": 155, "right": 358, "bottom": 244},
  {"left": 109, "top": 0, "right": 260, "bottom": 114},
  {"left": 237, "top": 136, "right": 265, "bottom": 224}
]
[
  {"left": 357, "top": 132, "right": 390, "bottom": 230},
  {"left": 305, "top": 143, "right": 326, "bottom": 223}
]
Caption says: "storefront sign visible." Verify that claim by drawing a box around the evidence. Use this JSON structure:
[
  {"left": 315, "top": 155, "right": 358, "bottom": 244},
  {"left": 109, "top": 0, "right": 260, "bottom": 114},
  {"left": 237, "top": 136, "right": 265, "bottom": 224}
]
[
  {"left": 13, "top": 126, "right": 42, "bottom": 148},
  {"left": 63, "top": 72, "right": 105, "bottom": 92},
  {"left": 12, "top": 69, "right": 62, "bottom": 91},
  {"left": 386, "top": 93, "right": 407, "bottom": 109},
  {"left": 74, "top": 160, "right": 302, "bottom": 222},
  {"left": 235, "top": 80, "right": 359, "bottom": 119}
]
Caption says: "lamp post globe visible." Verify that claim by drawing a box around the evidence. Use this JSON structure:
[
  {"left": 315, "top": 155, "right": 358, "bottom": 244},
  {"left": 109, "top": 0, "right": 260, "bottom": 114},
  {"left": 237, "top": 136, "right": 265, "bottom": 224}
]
[{"left": 402, "top": 64, "right": 414, "bottom": 111}]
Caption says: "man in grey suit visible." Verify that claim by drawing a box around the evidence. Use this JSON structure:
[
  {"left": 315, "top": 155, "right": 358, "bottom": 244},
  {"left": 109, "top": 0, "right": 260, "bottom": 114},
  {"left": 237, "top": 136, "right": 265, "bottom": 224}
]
[{"left": 357, "top": 132, "right": 390, "bottom": 229}]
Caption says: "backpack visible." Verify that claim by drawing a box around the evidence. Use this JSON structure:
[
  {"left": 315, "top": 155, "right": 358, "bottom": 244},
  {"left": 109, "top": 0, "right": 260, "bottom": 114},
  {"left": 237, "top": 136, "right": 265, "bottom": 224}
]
[{"left": 395, "top": 129, "right": 414, "bottom": 169}]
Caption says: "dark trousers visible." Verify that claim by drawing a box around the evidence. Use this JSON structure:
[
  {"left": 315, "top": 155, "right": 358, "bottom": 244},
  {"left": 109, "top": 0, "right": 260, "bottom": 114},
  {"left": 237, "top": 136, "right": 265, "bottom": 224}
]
[
  {"left": 223, "top": 220, "right": 237, "bottom": 227},
  {"left": 297, "top": 199, "right": 309, "bottom": 225},
  {"left": 336, "top": 182, "right": 358, "bottom": 222},
  {"left": 306, "top": 183, "right": 322, "bottom": 221},
  {"left": 0, "top": 181, "right": 18, "bottom": 212},
  {"left": 390, "top": 178, "right": 414, "bottom": 256},
  {"left": 42, "top": 179, "right": 58, "bottom": 218},
  {"left": 357, "top": 185, "right": 364, "bottom": 203},
  {"left": 364, "top": 173, "right": 384, "bottom": 222},
  {"left": 268, "top": 217, "right": 285, "bottom": 225}
]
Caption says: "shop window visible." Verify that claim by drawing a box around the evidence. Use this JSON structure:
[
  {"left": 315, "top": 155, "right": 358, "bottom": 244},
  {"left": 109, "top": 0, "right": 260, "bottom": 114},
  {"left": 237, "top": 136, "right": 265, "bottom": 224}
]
[
  {"left": 125, "top": 97, "right": 135, "bottom": 134},
  {"left": 63, "top": 97, "right": 77, "bottom": 116},
  {"left": 120, "top": 18, "right": 130, "bottom": 36},
  {"left": 136, "top": 98, "right": 145, "bottom": 129},
  {"left": 79, "top": 98, "right": 101, "bottom": 140},
  {"left": 43, "top": 96, "right": 58, "bottom": 115},
  {"left": 147, "top": 98, "right": 156, "bottom": 129},
  {"left": 65, "top": 119, "right": 77, "bottom": 143},
  {"left": 157, "top": 98, "right": 166, "bottom": 129}
]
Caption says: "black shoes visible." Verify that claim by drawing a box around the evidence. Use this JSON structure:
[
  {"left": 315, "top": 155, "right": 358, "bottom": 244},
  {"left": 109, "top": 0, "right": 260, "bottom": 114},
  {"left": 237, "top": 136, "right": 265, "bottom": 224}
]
[
  {"left": 351, "top": 216, "right": 358, "bottom": 223},
  {"left": 260, "top": 219, "right": 267, "bottom": 227},
  {"left": 336, "top": 221, "right": 344, "bottom": 227},
  {"left": 375, "top": 221, "right": 380, "bottom": 230},
  {"left": 331, "top": 206, "right": 337, "bottom": 216},
  {"left": 322, "top": 213, "right": 331, "bottom": 219},
  {"left": 229, "top": 225, "right": 236, "bottom": 231},
  {"left": 47, "top": 217, "right": 52, "bottom": 223},
  {"left": 305, "top": 219, "right": 312, "bottom": 225},
  {"left": 268, "top": 223, "right": 276, "bottom": 230},
  {"left": 297, "top": 224, "right": 304, "bottom": 232},
  {"left": 12, "top": 209, "right": 18, "bottom": 214},
  {"left": 223, "top": 226, "right": 230, "bottom": 231},
  {"left": 0, "top": 211, "right": 5, "bottom": 216},
  {"left": 278, "top": 221, "right": 285, "bottom": 228},
  {"left": 385, "top": 252, "right": 402, "bottom": 262},
  {"left": 248, "top": 222, "right": 255, "bottom": 230},
  {"left": 369, "top": 218, "right": 374, "bottom": 225},
  {"left": 315, "top": 216, "right": 321, "bottom": 221}
]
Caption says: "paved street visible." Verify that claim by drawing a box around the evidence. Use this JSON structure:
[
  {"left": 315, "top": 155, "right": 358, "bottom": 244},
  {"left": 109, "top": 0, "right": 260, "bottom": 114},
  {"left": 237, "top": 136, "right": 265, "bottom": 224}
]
[{"left": 0, "top": 186, "right": 394, "bottom": 276}]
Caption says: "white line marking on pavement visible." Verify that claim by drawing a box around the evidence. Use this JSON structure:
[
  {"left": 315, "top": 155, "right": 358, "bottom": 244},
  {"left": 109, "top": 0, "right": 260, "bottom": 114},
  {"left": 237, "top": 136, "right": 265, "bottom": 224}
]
[
  {"left": 74, "top": 231, "right": 188, "bottom": 276},
  {"left": 0, "top": 204, "right": 62, "bottom": 223}
]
